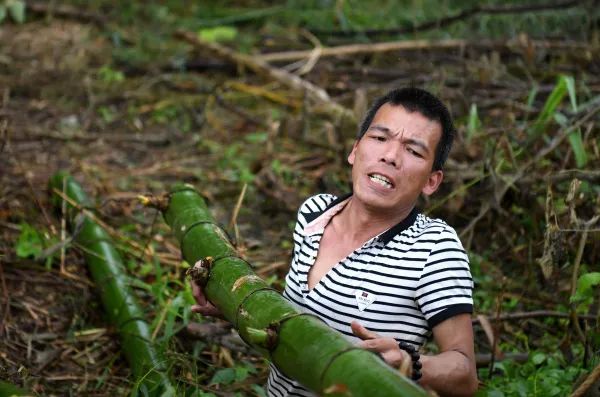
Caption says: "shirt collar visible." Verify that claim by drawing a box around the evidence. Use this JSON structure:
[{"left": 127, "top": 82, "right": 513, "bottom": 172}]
[
  {"left": 377, "top": 206, "right": 419, "bottom": 244},
  {"left": 302, "top": 193, "right": 419, "bottom": 244}
]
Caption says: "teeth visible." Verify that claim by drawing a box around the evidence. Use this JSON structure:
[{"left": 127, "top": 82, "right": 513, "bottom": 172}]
[{"left": 369, "top": 174, "right": 392, "bottom": 188}]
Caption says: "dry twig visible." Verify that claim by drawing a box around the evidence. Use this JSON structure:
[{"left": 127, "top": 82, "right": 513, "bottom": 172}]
[
  {"left": 26, "top": 1, "right": 107, "bottom": 27},
  {"left": 174, "top": 30, "right": 356, "bottom": 127},
  {"left": 570, "top": 364, "right": 600, "bottom": 397},
  {"left": 258, "top": 39, "right": 590, "bottom": 63}
]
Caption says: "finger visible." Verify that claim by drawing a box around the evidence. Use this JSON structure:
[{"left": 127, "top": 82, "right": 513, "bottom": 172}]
[
  {"left": 191, "top": 280, "right": 207, "bottom": 305},
  {"left": 191, "top": 304, "right": 220, "bottom": 317},
  {"left": 357, "top": 339, "right": 382, "bottom": 351},
  {"left": 351, "top": 321, "right": 379, "bottom": 340}
]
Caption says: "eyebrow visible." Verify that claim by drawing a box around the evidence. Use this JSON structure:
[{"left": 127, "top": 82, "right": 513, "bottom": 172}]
[{"left": 368, "top": 124, "right": 431, "bottom": 154}]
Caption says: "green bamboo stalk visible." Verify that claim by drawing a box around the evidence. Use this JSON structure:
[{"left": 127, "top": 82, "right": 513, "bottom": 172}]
[
  {"left": 156, "top": 184, "right": 428, "bottom": 397},
  {"left": 0, "top": 380, "right": 30, "bottom": 396},
  {"left": 48, "top": 172, "right": 175, "bottom": 397}
]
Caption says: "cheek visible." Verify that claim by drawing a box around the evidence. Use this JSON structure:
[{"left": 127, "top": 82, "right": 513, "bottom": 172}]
[{"left": 404, "top": 164, "right": 430, "bottom": 184}]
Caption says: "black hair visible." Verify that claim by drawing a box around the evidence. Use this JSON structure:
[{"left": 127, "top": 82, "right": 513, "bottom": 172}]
[{"left": 357, "top": 87, "right": 455, "bottom": 171}]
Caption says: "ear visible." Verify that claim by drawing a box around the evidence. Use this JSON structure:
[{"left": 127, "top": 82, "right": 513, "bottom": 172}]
[
  {"left": 348, "top": 141, "right": 359, "bottom": 165},
  {"left": 421, "top": 170, "right": 443, "bottom": 196}
]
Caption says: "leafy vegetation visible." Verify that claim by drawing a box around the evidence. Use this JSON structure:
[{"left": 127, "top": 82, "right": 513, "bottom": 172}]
[{"left": 478, "top": 351, "right": 590, "bottom": 397}]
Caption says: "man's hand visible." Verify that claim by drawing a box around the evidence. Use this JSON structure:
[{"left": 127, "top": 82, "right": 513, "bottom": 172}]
[
  {"left": 190, "top": 260, "right": 222, "bottom": 318},
  {"left": 352, "top": 315, "right": 478, "bottom": 397},
  {"left": 351, "top": 321, "right": 410, "bottom": 368}
]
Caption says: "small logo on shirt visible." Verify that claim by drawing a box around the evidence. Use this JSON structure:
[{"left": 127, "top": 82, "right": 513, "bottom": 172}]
[{"left": 355, "top": 290, "right": 376, "bottom": 312}]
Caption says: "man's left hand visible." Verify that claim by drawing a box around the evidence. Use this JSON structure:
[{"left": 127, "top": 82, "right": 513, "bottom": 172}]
[{"left": 351, "top": 321, "right": 410, "bottom": 368}]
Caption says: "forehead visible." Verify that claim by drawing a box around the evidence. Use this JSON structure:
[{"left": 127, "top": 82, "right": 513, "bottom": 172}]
[{"left": 370, "top": 103, "right": 442, "bottom": 140}]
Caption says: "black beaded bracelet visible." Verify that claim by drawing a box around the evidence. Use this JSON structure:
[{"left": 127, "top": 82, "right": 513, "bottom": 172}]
[{"left": 398, "top": 341, "right": 422, "bottom": 381}]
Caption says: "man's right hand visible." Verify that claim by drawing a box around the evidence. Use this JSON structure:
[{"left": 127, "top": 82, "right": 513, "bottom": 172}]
[{"left": 190, "top": 261, "right": 223, "bottom": 318}]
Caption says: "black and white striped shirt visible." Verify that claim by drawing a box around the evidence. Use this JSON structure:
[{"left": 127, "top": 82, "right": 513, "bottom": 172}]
[{"left": 267, "top": 193, "right": 474, "bottom": 397}]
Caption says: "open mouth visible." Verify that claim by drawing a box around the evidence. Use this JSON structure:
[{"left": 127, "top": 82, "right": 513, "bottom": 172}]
[{"left": 368, "top": 173, "right": 394, "bottom": 189}]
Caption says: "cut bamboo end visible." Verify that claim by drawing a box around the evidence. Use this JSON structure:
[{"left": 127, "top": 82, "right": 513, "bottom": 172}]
[
  {"left": 137, "top": 194, "right": 170, "bottom": 211},
  {"left": 186, "top": 256, "right": 214, "bottom": 286}
]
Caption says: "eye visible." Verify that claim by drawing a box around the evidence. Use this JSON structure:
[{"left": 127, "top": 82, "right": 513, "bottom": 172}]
[
  {"left": 371, "top": 134, "right": 386, "bottom": 142},
  {"left": 407, "top": 147, "right": 423, "bottom": 158}
]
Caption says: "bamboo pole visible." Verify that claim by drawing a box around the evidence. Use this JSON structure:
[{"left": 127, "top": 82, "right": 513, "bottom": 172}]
[
  {"left": 48, "top": 172, "right": 175, "bottom": 397},
  {"left": 147, "top": 184, "right": 428, "bottom": 397}
]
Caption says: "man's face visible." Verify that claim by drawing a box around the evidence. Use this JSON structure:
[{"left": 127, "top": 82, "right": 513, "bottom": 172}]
[{"left": 348, "top": 103, "right": 444, "bottom": 214}]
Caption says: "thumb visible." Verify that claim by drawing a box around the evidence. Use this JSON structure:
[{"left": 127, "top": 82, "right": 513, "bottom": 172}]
[{"left": 351, "top": 321, "right": 378, "bottom": 340}]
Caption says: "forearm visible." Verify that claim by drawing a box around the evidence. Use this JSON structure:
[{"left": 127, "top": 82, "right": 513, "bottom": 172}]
[{"left": 418, "top": 350, "right": 478, "bottom": 397}]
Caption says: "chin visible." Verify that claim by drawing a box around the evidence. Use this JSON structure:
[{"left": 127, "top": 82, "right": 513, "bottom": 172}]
[{"left": 354, "top": 187, "right": 399, "bottom": 211}]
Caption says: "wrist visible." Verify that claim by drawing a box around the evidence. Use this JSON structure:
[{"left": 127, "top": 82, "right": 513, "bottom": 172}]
[{"left": 398, "top": 341, "right": 422, "bottom": 381}]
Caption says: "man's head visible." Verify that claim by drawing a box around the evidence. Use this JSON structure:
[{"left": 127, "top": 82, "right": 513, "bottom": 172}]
[
  {"left": 347, "top": 88, "right": 454, "bottom": 215},
  {"left": 357, "top": 87, "right": 455, "bottom": 171}
]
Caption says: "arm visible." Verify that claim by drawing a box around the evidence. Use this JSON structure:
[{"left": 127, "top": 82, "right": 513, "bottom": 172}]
[
  {"left": 352, "top": 314, "right": 478, "bottom": 397},
  {"left": 420, "top": 313, "right": 478, "bottom": 396}
]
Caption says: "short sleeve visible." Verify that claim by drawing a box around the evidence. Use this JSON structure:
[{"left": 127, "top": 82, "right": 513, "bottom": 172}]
[
  {"left": 292, "top": 194, "right": 335, "bottom": 256},
  {"left": 416, "top": 227, "right": 473, "bottom": 329}
]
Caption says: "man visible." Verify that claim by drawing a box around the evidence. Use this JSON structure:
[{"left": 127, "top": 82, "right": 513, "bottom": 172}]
[{"left": 192, "top": 88, "right": 478, "bottom": 397}]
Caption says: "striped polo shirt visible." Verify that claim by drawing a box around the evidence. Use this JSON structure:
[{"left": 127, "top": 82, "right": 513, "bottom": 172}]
[{"left": 267, "top": 193, "right": 474, "bottom": 397}]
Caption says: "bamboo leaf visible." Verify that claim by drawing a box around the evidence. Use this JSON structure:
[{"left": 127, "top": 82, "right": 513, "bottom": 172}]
[
  {"left": 571, "top": 272, "right": 600, "bottom": 303},
  {"left": 526, "top": 84, "right": 538, "bottom": 109},
  {"left": 163, "top": 293, "right": 186, "bottom": 340},
  {"left": 209, "top": 368, "right": 237, "bottom": 385},
  {"left": 554, "top": 112, "right": 588, "bottom": 168},
  {"left": 466, "top": 103, "right": 480, "bottom": 143},
  {"left": 567, "top": 129, "right": 588, "bottom": 167},
  {"left": 251, "top": 384, "right": 268, "bottom": 397},
  {"left": 564, "top": 75, "right": 577, "bottom": 112},
  {"left": 7, "top": 0, "right": 25, "bottom": 23},
  {"left": 198, "top": 26, "right": 237, "bottom": 42},
  {"left": 15, "top": 222, "right": 44, "bottom": 258},
  {"left": 530, "top": 75, "right": 569, "bottom": 138}
]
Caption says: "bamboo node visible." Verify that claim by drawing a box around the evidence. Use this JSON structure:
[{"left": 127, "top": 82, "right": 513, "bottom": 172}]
[
  {"left": 231, "top": 275, "right": 263, "bottom": 292},
  {"left": 323, "top": 383, "right": 350, "bottom": 395},
  {"left": 245, "top": 324, "right": 279, "bottom": 350}
]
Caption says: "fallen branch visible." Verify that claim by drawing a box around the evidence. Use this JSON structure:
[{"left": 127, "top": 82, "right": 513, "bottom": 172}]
[
  {"left": 48, "top": 172, "right": 175, "bottom": 396},
  {"left": 570, "top": 363, "right": 600, "bottom": 397},
  {"left": 26, "top": 1, "right": 107, "bottom": 27},
  {"left": 144, "top": 185, "right": 429, "bottom": 397},
  {"left": 515, "top": 169, "right": 600, "bottom": 187},
  {"left": 12, "top": 131, "right": 175, "bottom": 146},
  {"left": 174, "top": 30, "right": 356, "bottom": 127},
  {"left": 257, "top": 38, "right": 590, "bottom": 63},
  {"left": 475, "top": 353, "right": 529, "bottom": 368},
  {"left": 472, "top": 310, "right": 598, "bottom": 324}
]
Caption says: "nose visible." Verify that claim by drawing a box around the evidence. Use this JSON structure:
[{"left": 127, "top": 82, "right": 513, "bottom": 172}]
[{"left": 379, "top": 142, "right": 401, "bottom": 168}]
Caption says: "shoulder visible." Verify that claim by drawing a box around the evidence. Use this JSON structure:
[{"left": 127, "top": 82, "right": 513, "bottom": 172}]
[
  {"left": 297, "top": 193, "right": 338, "bottom": 224},
  {"left": 386, "top": 213, "right": 462, "bottom": 248},
  {"left": 413, "top": 215, "right": 470, "bottom": 273},
  {"left": 413, "top": 214, "right": 464, "bottom": 246}
]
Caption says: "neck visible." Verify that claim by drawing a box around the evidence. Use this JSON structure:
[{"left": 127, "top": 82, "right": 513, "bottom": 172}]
[{"left": 332, "top": 197, "right": 415, "bottom": 244}]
